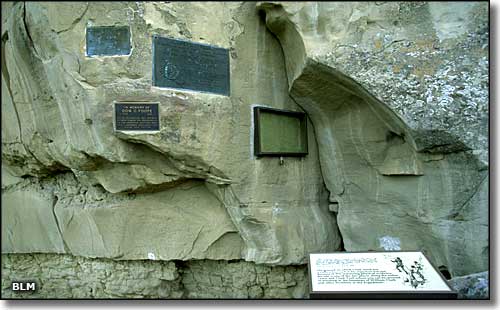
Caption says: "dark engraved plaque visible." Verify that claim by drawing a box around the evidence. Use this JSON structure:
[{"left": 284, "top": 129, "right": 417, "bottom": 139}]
[
  {"left": 254, "top": 107, "right": 308, "bottom": 157},
  {"left": 152, "top": 36, "right": 230, "bottom": 96},
  {"left": 114, "top": 102, "right": 160, "bottom": 131},
  {"left": 86, "top": 26, "right": 131, "bottom": 56}
]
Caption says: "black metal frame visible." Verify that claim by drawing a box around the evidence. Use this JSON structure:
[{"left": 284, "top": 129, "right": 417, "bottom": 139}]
[
  {"left": 307, "top": 251, "right": 458, "bottom": 300},
  {"left": 253, "top": 106, "right": 308, "bottom": 157}
]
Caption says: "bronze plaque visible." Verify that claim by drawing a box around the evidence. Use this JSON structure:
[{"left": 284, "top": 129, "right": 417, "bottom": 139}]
[
  {"left": 152, "top": 36, "right": 230, "bottom": 96},
  {"left": 86, "top": 26, "right": 131, "bottom": 56}
]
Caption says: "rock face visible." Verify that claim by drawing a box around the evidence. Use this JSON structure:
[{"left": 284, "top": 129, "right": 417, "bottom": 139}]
[
  {"left": 258, "top": 1, "right": 488, "bottom": 277},
  {"left": 447, "top": 271, "right": 489, "bottom": 299},
  {"left": 1, "top": 253, "right": 309, "bottom": 299},
  {"left": 2, "top": 254, "right": 182, "bottom": 299},
  {"left": 1, "top": 1, "right": 340, "bottom": 266},
  {"left": 3, "top": 170, "right": 244, "bottom": 260},
  {"left": 1, "top": 1, "right": 488, "bottom": 299}
]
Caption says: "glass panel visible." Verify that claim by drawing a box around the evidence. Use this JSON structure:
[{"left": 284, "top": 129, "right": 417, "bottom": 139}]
[{"left": 259, "top": 111, "right": 306, "bottom": 154}]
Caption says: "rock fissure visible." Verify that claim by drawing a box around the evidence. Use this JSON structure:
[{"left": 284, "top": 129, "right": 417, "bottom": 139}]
[
  {"left": 51, "top": 195, "right": 70, "bottom": 253},
  {"left": 55, "top": 3, "right": 89, "bottom": 35}
]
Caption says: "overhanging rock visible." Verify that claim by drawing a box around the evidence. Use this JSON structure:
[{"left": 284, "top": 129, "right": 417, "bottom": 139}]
[{"left": 258, "top": 1, "right": 488, "bottom": 276}]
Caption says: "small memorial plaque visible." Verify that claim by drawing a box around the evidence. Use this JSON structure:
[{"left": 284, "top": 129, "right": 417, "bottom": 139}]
[
  {"left": 114, "top": 102, "right": 160, "bottom": 132},
  {"left": 308, "top": 251, "right": 457, "bottom": 299},
  {"left": 86, "top": 26, "right": 131, "bottom": 56},
  {"left": 152, "top": 36, "right": 230, "bottom": 96},
  {"left": 254, "top": 107, "right": 308, "bottom": 157}
]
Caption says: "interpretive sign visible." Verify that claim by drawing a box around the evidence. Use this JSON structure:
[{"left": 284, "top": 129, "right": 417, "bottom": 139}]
[
  {"left": 308, "top": 251, "right": 457, "bottom": 299},
  {"left": 152, "top": 35, "right": 230, "bottom": 95},
  {"left": 114, "top": 102, "right": 160, "bottom": 132},
  {"left": 86, "top": 26, "right": 131, "bottom": 56},
  {"left": 254, "top": 107, "right": 308, "bottom": 157}
]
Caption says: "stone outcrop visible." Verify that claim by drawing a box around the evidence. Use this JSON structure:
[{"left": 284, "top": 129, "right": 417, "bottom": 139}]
[
  {"left": 1, "top": 1, "right": 489, "bottom": 299},
  {"left": 2, "top": 253, "right": 183, "bottom": 299},
  {"left": 258, "top": 1, "right": 488, "bottom": 277},
  {"left": 447, "top": 271, "right": 489, "bottom": 299},
  {"left": 1, "top": 1, "right": 341, "bottom": 265},
  {"left": 1, "top": 253, "right": 308, "bottom": 299}
]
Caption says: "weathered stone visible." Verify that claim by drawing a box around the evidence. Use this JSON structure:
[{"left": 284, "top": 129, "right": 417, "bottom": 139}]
[
  {"left": 448, "top": 271, "right": 489, "bottom": 299},
  {"left": 259, "top": 2, "right": 488, "bottom": 155},
  {"left": 1, "top": 186, "right": 66, "bottom": 254},
  {"left": 2, "top": 253, "right": 311, "bottom": 299},
  {"left": 1, "top": 1, "right": 341, "bottom": 265},
  {"left": 2, "top": 174, "right": 244, "bottom": 261},
  {"left": 1, "top": 166, "right": 24, "bottom": 188},
  {"left": 180, "top": 259, "right": 308, "bottom": 299},
  {"left": 1, "top": 253, "right": 183, "bottom": 299},
  {"left": 1, "top": 1, "right": 489, "bottom": 299},
  {"left": 258, "top": 1, "right": 488, "bottom": 276}
]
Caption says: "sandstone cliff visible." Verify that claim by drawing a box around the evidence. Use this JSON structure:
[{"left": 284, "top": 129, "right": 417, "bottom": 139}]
[{"left": 1, "top": 2, "right": 488, "bottom": 297}]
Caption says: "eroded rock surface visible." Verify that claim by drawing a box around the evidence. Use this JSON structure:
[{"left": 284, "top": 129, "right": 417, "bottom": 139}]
[
  {"left": 448, "top": 271, "right": 489, "bottom": 299},
  {"left": 258, "top": 1, "right": 488, "bottom": 276},
  {"left": 1, "top": 2, "right": 340, "bottom": 265},
  {"left": 1, "top": 2, "right": 488, "bottom": 299},
  {"left": 2, "top": 253, "right": 308, "bottom": 299}
]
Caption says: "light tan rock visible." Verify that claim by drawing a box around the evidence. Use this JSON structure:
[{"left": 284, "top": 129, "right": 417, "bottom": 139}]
[
  {"left": 1, "top": 166, "right": 24, "bottom": 188},
  {"left": 3, "top": 1, "right": 487, "bottom": 275},
  {"left": 2, "top": 1, "right": 342, "bottom": 264},
  {"left": 1, "top": 187, "right": 65, "bottom": 254},
  {"left": 1, "top": 253, "right": 309, "bottom": 299},
  {"left": 258, "top": 1, "right": 488, "bottom": 276},
  {"left": 55, "top": 181, "right": 243, "bottom": 260},
  {"left": 2, "top": 174, "right": 244, "bottom": 261}
]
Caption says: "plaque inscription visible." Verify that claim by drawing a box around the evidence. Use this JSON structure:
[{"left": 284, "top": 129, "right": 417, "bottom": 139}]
[
  {"left": 86, "top": 26, "right": 131, "bottom": 56},
  {"left": 308, "top": 251, "right": 457, "bottom": 299},
  {"left": 152, "top": 36, "right": 230, "bottom": 96},
  {"left": 114, "top": 102, "right": 159, "bottom": 132}
]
